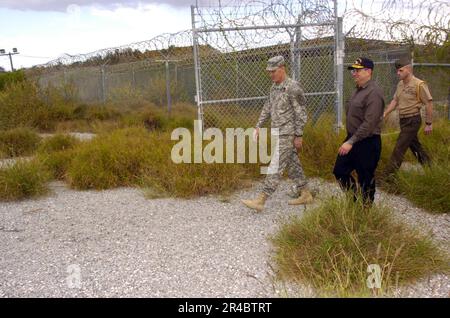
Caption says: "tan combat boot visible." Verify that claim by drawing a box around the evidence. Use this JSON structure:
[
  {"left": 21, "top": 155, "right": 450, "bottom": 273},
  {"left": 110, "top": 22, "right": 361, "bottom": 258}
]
[
  {"left": 241, "top": 193, "right": 268, "bottom": 212},
  {"left": 288, "top": 189, "right": 313, "bottom": 205}
]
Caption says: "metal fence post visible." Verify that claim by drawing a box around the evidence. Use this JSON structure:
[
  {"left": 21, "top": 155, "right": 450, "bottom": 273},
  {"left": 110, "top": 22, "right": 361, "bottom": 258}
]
[
  {"left": 165, "top": 60, "right": 172, "bottom": 115},
  {"left": 448, "top": 85, "right": 450, "bottom": 121},
  {"left": 191, "top": 4, "right": 204, "bottom": 133},
  {"left": 335, "top": 16, "right": 344, "bottom": 131},
  {"left": 62, "top": 68, "right": 67, "bottom": 100},
  {"left": 235, "top": 60, "right": 239, "bottom": 98},
  {"left": 100, "top": 66, "right": 106, "bottom": 103},
  {"left": 293, "top": 14, "right": 302, "bottom": 81},
  {"left": 132, "top": 67, "right": 136, "bottom": 90},
  {"left": 174, "top": 64, "right": 178, "bottom": 88},
  {"left": 290, "top": 35, "right": 296, "bottom": 80}
]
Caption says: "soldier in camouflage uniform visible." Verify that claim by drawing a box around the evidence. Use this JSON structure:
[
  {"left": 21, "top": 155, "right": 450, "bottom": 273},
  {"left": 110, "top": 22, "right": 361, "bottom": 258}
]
[{"left": 242, "top": 56, "right": 313, "bottom": 212}]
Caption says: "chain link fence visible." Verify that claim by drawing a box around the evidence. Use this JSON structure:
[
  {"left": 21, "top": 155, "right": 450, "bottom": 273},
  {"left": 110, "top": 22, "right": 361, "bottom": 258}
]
[
  {"left": 27, "top": 30, "right": 197, "bottom": 111},
  {"left": 413, "top": 64, "right": 450, "bottom": 120},
  {"left": 34, "top": 57, "right": 196, "bottom": 108},
  {"left": 192, "top": 0, "right": 340, "bottom": 129}
]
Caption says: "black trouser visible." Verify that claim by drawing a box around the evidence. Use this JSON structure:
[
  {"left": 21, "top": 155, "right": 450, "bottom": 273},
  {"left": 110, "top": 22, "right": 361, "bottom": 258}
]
[
  {"left": 333, "top": 134, "right": 381, "bottom": 203},
  {"left": 385, "top": 115, "right": 430, "bottom": 175}
]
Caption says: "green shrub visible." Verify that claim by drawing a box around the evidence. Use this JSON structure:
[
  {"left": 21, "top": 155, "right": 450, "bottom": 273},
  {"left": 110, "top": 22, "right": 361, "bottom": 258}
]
[
  {"left": 301, "top": 114, "right": 345, "bottom": 180},
  {"left": 0, "top": 160, "right": 50, "bottom": 201},
  {"left": 35, "top": 134, "right": 80, "bottom": 180},
  {"left": 0, "top": 70, "right": 25, "bottom": 91},
  {"left": 84, "top": 105, "right": 122, "bottom": 121},
  {"left": 420, "top": 119, "right": 449, "bottom": 165},
  {"left": 390, "top": 161, "right": 450, "bottom": 214},
  {"left": 139, "top": 104, "right": 195, "bottom": 131},
  {"left": 37, "top": 134, "right": 79, "bottom": 154},
  {"left": 0, "top": 81, "right": 44, "bottom": 130},
  {"left": 0, "top": 128, "right": 41, "bottom": 158},
  {"left": 272, "top": 195, "right": 449, "bottom": 297},
  {"left": 0, "top": 81, "right": 78, "bottom": 131},
  {"left": 379, "top": 119, "right": 450, "bottom": 213},
  {"left": 64, "top": 127, "right": 259, "bottom": 196},
  {"left": 66, "top": 128, "right": 155, "bottom": 189},
  {"left": 37, "top": 149, "right": 76, "bottom": 180}
]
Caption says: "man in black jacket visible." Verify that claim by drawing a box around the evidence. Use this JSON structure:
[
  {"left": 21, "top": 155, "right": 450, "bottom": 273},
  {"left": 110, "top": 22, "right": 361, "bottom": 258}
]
[{"left": 333, "top": 57, "right": 385, "bottom": 204}]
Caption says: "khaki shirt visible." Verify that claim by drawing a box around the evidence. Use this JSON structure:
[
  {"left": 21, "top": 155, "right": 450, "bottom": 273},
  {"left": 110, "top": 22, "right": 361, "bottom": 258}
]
[{"left": 394, "top": 76, "right": 433, "bottom": 117}]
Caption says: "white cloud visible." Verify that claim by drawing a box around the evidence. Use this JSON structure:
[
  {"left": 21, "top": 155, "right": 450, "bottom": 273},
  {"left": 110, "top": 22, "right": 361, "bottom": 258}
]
[
  {"left": 0, "top": 0, "right": 194, "bottom": 12},
  {"left": 0, "top": 2, "right": 192, "bottom": 70}
]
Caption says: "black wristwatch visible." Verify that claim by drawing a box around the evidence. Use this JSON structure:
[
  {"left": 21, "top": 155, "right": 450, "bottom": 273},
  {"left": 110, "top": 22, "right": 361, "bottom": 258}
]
[{"left": 425, "top": 122, "right": 432, "bottom": 125}]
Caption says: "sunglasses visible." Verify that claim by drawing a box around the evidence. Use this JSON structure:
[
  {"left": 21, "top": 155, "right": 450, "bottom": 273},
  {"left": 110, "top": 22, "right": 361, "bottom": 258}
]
[{"left": 350, "top": 68, "right": 369, "bottom": 74}]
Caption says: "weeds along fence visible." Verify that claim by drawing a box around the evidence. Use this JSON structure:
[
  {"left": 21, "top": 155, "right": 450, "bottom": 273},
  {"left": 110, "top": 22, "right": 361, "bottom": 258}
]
[
  {"left": 32, "top": 55, "right": 196, "bottom": 108},
  {"left": 27, "top": 43, "right": 450, "bottom": 127},
  {"left": 26, "top": 29, "right": 198, "bottom": 111}
]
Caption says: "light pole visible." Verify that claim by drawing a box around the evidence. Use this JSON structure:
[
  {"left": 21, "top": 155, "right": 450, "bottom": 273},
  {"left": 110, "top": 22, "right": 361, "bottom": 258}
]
[{"left": 0, "top": 48, "right": 20, "bottom": 71}]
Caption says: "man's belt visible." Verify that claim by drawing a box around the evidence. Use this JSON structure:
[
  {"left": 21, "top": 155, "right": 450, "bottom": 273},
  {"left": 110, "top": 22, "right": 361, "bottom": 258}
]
[{"left": 399, "top": 113, "right": 420, "bottom": 119}]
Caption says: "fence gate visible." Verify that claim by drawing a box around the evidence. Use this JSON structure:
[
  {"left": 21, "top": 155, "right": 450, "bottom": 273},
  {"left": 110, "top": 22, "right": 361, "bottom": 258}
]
[{"left": 191, "top": 0, "right": 344, "bottom": 130}]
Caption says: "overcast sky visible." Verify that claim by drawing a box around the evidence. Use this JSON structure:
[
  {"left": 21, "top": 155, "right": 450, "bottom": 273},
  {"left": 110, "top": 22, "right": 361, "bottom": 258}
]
[
  {"left": 0, "top": 0, "right": 194, "bottom": 11},
  {"left": 0, "top": 1, "right": 196, "bottom": 70}
]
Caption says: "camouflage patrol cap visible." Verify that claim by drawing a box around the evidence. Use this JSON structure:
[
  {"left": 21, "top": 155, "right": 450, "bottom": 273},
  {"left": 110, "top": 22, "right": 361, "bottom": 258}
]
[
  {"left": 395, "top": 57, "right": 411, "bottom": 69},
  {"left": 266, "top": 56, "right": 285, "bottom": 71}
]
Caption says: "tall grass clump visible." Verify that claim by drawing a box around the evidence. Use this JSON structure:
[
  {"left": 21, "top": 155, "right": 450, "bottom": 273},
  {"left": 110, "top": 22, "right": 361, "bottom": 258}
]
[
  {"left": 77, "top": 101, "right": 197, "bottom": 134},
  {"left": 386, "top": 161, "right": 450, "bottom": 214},
  {"left": 65, "top": 127, "right": 259, "bottom": 196},
  {"left": 0, "top": 81, "right": 44, "bottom": 130},
  {"left": 301, "top": 114, "right": 345, "bottom": 180},
  {"left": 132, "top": 102, "right": 196, "bottom": 132},
  {"left": 36, "top": 134, "right": 80, "bottom": 180},
  {"left": 379, "top": 118, "right": 449, "bottom": 176},
  {"left": 0, "top": 81, "right": 76, "bottom": 131},
  {"left": 0, "top": 160, "right": 50, "bottom": 201},
  {"left": 379, "top": 119, "right": 449, "bottom": 213},
  {"left": 419, "top": 119, "right": 449, "bottom": 165},
  {"left": 66, "top": 128, "right": 155, "bottom": 189},
  {"left": 0, "top": 128, "right": 41, "bottom": 158},
  {"left": 272, "top": 195, "right": 449, "bottom": 297},
  {"left": 0, "top": 70, "right": 25, "bottom": 90},
  {"left": 37, "top": 134, "right": 80, "bottom": 154},
  {"left": 139, "top": 154, "right": 259, "bottom": 198}
]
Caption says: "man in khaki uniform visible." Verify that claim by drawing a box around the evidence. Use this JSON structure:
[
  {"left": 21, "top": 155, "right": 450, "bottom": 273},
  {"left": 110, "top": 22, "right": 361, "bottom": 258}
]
[{"left": 383, "top": 58, "right": 433, "bottom": 175}]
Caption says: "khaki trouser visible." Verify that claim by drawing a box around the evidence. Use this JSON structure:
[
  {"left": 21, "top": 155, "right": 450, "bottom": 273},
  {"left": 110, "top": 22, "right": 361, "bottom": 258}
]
[{"left": 386, "top": 114, "right": 431, "bottom": 174}]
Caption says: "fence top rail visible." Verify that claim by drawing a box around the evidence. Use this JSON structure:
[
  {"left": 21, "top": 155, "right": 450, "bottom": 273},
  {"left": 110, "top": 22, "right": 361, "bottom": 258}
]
[
  {"left": 200, "top": 91, "right": 337, "bottom": 105},
  {"left": 195, "top": 21, "right": 336, "bottom": 33},
  {"left": 413, "top": 63, "right": 450, "bottom": 67},
  {"left": 343, "top": 61, "right": 450, "bottom": 67}
]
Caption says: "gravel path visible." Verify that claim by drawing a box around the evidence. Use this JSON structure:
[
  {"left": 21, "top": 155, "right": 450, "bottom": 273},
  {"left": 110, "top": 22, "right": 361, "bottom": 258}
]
[{"left": 0, "top": 178, "right": 448, "bottom": 298}]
